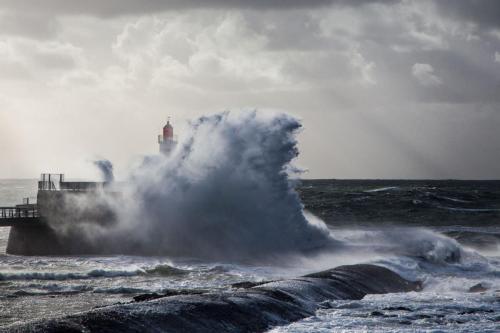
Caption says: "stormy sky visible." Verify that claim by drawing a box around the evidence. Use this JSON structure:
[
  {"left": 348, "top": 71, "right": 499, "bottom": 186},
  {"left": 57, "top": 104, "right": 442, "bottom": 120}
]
[{"left": 0, "top": 0, "right": 499, "bottom": 179}]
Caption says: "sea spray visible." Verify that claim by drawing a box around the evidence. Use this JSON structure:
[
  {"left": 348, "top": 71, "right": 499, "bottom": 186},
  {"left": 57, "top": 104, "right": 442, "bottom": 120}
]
[
  {"left": 45, "top": 111, "right": 334, "bottom": 260},
  {"left": 39, "top": 111, "right": 463, "bottom": 265},
  {"left": 94, "top": 159, "right": 114, "bottom": 183},
  {"left": 331, "top": 228, "right": 462, "bottom": 265},
  {"left": 116, "top": 111, "right": 333, "bottom": 259}
]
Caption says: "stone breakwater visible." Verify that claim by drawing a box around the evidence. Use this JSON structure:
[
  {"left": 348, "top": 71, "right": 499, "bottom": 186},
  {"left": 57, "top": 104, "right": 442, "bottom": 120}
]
[{"left": 3, "top": 264, "right": 421, "bottom": 333}]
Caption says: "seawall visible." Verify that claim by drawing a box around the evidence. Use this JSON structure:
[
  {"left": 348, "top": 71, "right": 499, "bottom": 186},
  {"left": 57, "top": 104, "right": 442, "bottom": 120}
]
[
  {"left": 6, "top": 223, "right": 104, "bottom": 256},
  {"left": 6, "top": 189, "right": 117, "bottom": 255},
  {"left": 6, "top": 223, "right": 64, "bottom": 255}
]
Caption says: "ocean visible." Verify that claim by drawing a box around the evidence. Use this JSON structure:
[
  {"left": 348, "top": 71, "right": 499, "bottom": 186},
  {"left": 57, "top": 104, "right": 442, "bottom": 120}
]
[{"left": 0, "top": 178, "right": 499, "bottom": 332}]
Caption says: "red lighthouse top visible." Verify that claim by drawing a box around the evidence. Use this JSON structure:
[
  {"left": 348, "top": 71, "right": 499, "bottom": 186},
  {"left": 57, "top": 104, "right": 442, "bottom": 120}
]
[{"left": 163, "top": 119, "right": 173, "bottom": 140}]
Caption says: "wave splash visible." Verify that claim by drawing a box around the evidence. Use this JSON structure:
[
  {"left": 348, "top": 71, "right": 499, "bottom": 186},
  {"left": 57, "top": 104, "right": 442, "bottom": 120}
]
[
  {"left": 121, "top": 111, "right": 333, "bottom": 260},
  {"left": 56, "top": 111, "right": 333, "bottom": 260}
]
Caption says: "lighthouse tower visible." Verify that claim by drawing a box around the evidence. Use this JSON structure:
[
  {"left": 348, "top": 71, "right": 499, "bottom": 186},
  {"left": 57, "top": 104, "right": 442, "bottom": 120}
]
[{"left": 158, "top": 118, "right": 177, "bottom": 155}]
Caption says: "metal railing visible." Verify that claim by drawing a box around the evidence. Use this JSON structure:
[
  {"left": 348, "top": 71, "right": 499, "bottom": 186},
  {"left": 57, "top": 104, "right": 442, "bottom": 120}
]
[
  {"left": 39, "top": 180, "right": 106, "bottom": 191},
  {"left": 39, "top": 173, "right": 64, "bottom": 191},
  {"left": 0, "top": 206, "right": 39, "bottom": 219}
]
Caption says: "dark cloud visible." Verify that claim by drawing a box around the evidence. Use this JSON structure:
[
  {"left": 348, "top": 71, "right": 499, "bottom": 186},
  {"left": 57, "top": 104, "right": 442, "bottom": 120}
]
[
  {"left": 365, "top": 40, "right": 500, "bottom": 105},
  {"left": 0, "top": 0, "right": 399, "bottom": 17},
  {"left": 423, "top": 50, "right": 500, "bottom": 104},
  {"left": 1, "top": 0, "right": 499, "bottom": 179},
  {"left": 434, "top": 0, "right": 500, "bottom": 29}
]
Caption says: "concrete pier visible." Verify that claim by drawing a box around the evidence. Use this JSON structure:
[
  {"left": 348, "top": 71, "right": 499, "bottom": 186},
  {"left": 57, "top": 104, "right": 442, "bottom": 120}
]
[
  {"left": 3, "top": 176, "right": 116, "bottom": 255},
  {"left": 6, "top": 222, "right": 64, "bottom": 255}
]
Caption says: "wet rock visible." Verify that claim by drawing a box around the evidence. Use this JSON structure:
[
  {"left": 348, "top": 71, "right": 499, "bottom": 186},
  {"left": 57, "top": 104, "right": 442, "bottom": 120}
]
[
  {"left": 133, "top": 289, "right": 208, "bottom": 302},
  {"left": 133, "top": 293, "right": 164, "bottom": 302},
  {"left": 1, "top": 264, "right": 422, "bottom": 333},
  {"left": 459, "top": 308, "right": 494, "bottom": 315},
  {"left": 416, "top": 314, "right": 432, "bottom": 319},
  {"left": 383, "top": 306, "right": 413, "bottom": 312},
  {"left": 370, "top": 311, "right": 384, "bottom": 316},
  {"left": 161, "top": 289, "right": 208, "bottom": 297},
  {"left": 468, "top": 283, "right": 488, "bottom": 293},
  {"left": 231, "top": 281, "right": 271, "bottom": 289}
]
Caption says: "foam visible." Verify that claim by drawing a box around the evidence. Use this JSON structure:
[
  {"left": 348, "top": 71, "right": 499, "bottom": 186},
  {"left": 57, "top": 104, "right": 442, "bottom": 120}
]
[{"left": 0, "top": 269, "right": 142, "bottom": 281}]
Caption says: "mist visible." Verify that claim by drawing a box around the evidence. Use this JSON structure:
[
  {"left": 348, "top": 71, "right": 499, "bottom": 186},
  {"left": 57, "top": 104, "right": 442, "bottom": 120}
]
[
  {"left": 94, "top": 159, "right": 114, "bottom": 183},
  {"left": 50, "top": 111, "right": 334, "bottom": 261},
  {"left": 44, "top": 110, "right": 464, "bottom": 265}
]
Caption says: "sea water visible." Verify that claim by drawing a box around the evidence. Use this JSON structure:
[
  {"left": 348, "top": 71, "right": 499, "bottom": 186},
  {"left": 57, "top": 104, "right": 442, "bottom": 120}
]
[{"left": 0, "top": 179, "right": 499, "bottom": 332}]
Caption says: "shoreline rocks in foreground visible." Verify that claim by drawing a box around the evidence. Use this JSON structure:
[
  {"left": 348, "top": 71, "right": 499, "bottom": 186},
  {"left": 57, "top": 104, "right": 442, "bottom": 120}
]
[{"left": 3, "top": 264, "right": 421, "bottom": 333}]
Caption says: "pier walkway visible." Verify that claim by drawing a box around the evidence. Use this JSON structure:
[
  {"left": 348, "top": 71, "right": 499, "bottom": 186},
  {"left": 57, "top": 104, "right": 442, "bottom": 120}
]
[{"left": 0, "top": 206, "right": 41, "bottom": 227}]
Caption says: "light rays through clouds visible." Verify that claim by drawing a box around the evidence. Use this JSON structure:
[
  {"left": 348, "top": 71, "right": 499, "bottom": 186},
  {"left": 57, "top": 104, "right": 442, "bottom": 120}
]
[{"left": 0, "top": 0, "right": 499, "bottom": 179}]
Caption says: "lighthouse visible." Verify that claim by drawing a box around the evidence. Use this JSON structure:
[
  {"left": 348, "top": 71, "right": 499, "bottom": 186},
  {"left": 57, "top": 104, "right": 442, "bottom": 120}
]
[{"left": 158, "top": 118, "right": 177, "bottom": 155}]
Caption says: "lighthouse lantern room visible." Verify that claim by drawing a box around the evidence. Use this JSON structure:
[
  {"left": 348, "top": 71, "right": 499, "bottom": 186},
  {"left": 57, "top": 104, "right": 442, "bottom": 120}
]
[{"left": 158, "top": 118, "right": 177, "bottom": 155}]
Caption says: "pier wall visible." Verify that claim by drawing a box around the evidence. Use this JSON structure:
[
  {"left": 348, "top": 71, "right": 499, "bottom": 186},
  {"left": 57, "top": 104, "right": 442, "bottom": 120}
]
[
  {"left": 6, "top": 190, "right": 117, "bottom": 255},
  {"left": 6, "top": 223, "right": 64, "bottom": 255}
]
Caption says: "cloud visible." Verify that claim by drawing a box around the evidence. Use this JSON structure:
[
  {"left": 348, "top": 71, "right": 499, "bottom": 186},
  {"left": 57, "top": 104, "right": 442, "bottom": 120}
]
[
  {"left": 495, "top": 52, "right": 500, "bottom": 63},
  {"left": 349, "top": 47, "right": 377, "bottom": 85},
  {"left": 0, "top": 11, "right": 59, "bottom": 39},
  {"left": 433, "top": 0, "right": 500, "bottom": 29},
  {"left": 57, "top": 69, "right": 100, "bottom": 86},
  {"left": 0, "top": 0, "right": 399, "bottom": 17},
  {"left": 0, "top": 0, "right": 499, "bottom": 179},
  {"left": 106, "top": 12, "right": 384, "bottom": 93},
  {"left": 109, "top": 14, "right": 288, "bottom": 92},
  {"left": 19, "top": 41, "right": 82, "bottom": 70},
  {"left": 0, "top": 38, "right": 85, "bottom": 82},
  {"left": 0, "top": 40, "right": 31, "bottom": 79},
  {"left": 411, "top": 63, "right": 442, "bottom": 86}
]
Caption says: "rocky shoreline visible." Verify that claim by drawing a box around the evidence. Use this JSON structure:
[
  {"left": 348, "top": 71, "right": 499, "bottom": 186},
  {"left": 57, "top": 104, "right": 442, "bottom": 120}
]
[{"left": 3, "top": 264, "right": 421, "bottom": 333}]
